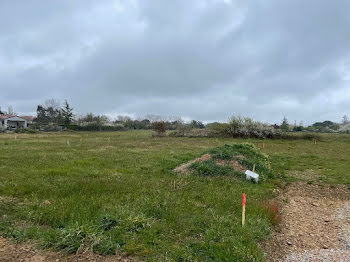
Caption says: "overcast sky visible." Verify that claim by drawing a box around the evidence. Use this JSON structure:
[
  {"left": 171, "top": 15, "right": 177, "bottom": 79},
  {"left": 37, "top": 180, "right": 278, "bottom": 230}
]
[{"left": 1, "top": 0, "right": 350, "bottom": 124}]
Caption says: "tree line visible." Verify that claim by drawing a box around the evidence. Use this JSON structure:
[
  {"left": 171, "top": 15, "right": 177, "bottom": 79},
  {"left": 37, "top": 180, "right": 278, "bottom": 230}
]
[{"left": 1, "top": 99, "right": 349, "bottom": 133}]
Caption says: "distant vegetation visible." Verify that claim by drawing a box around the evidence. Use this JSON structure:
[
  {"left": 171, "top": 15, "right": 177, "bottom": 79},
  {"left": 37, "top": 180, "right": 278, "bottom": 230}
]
[{"left": 1, "top": 99, "right": 349, "bottom": 135}]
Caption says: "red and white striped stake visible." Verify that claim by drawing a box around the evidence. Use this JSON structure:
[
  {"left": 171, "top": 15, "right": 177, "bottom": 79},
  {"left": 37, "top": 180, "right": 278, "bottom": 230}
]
[{"left": 242, "top": 193, "right": 246, "bottom": 226}]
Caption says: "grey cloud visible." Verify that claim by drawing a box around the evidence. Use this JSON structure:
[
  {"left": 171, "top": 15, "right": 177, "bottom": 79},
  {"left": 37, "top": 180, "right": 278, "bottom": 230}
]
[{"left": 1, "top": 0, "right": 350, "bottom": 124}]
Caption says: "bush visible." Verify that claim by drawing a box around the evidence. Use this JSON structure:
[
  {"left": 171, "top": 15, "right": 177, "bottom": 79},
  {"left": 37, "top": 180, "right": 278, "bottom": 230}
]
[
  {"left": 339, "top": 124, "right": 350, "bottom": 134},
  {"left": 218, "top": 116, "right": 281, "bottom": 139},
  {"left": 203, "top": 116, "right": 321, "bottom": 140},
  {"left": 152, "top": 121, "right": 166, "bottom": 134}
]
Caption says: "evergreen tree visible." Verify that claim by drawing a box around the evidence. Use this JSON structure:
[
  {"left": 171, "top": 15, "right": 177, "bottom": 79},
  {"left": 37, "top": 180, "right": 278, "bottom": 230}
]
[
  {"left": 61, "top": 100, "right": 74, "bottom": 125},
  {"left": 280, "top": 116, "right": 289, "bottom": 132}
]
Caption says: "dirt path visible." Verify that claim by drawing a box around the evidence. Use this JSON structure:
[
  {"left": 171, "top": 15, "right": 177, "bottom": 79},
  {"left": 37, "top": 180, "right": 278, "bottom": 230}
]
[
  {"left": 0, "top": 237, "right": 133, "bottom": 262},
  {"left": 265, "top": 182, "right": 350, "bottom": 261}
]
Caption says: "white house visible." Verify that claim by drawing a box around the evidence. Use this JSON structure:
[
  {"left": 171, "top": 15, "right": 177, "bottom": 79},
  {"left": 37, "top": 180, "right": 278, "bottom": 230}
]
[{"left": 0, "top": 115, "right": 27, "bottom": 130}]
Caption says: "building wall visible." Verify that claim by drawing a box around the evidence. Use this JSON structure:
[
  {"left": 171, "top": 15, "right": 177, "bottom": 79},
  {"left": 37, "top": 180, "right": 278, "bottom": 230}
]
[{"left": 2, "top": 117, "right": 27, "bottom": 129}]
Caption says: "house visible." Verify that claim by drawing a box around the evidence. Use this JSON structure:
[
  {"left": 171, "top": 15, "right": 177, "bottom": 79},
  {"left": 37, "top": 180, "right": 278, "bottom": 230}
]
[
  {"left": 20, "top": 115, "right": 36, "bottom": 125},
  {"left": 0, "top": 115, "right": 28, "bottom": 131}
]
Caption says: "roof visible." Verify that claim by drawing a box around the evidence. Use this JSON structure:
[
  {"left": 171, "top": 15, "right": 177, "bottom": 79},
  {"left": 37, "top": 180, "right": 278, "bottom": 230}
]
[
  {"left": 20, "top": 115, "right": 36, "bottom": 121},
  {"left": 0, "top": 115, "right": 27, "bottom": 121},
  {"left": 0, "top": 114, "right": 16, "bottom": 120}
]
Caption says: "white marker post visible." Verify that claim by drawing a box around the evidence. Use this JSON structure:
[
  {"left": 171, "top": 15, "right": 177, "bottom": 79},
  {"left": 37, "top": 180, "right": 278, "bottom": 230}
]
[{"left": 242, "top": 193, "right": 246, "bottom": 226}]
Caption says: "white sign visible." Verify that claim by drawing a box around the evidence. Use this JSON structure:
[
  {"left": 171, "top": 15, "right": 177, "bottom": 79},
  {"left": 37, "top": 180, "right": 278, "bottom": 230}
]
[{"left": 245, "top": 170, "right": 259, "bottom": 183}]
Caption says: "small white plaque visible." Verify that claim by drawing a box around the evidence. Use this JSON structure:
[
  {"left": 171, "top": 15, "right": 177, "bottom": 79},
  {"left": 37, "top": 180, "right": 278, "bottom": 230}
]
[{"left": 245, "top": 170, "right": 259, "bottom": 183}]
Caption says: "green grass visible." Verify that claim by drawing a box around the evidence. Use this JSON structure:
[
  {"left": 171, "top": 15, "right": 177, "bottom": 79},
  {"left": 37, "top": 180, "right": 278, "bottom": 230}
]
[
  {"left": 0, "top": 131, "right": 349, "bottom": 261},
  {"left": 190, "top": 143, "right": 274, "bottom": 182}
]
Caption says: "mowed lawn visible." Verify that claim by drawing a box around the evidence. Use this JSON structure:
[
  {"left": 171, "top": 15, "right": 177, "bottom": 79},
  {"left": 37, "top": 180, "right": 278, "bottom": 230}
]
[{"left": 0, "top": 131, "right": 349, "bottom": 261}]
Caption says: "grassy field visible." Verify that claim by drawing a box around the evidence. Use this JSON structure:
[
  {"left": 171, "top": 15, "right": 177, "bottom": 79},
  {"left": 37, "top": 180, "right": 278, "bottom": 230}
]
[{"left": 0, "top": 131, "right": 349, "bottom": 261}]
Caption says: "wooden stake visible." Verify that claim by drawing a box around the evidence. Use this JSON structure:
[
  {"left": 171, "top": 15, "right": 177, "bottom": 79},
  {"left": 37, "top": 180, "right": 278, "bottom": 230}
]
[
  {"left": 80, "top": 137, "right": 82, "bottom": 142},
  {"left": 14, "top": 135, "right": 17, "bottom": 140},
  {"left": 242, "top": 193, "right": 246, "bottom": 226},
  {"left": 269, "top": 162, "right": 272, "bottom": 172},
  {"left": 262, "top": 141, "right": 265, "bottom": 149},
  {"left": 252, "top": 163, "right": 256, "bottom": 172},
  {"left": 108, "top": 137, "right": 111, "bottom": 144}
]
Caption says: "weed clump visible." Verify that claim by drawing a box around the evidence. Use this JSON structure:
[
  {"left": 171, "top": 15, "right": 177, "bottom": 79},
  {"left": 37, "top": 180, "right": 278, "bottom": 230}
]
[{"left": 262, "top": 201, "right": 281, "bottom": 226}]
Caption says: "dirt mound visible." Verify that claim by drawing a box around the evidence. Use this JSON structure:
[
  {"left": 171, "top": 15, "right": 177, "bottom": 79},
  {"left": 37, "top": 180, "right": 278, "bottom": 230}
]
[
  {"left": 0, "top": 237, "right": 134, "bottom": 262},
  {"left": 265, "top": 182, "right": 350, "bottom": 262},
  {"left": 174, "top": 153, "right": 246, "bottom": 174}
]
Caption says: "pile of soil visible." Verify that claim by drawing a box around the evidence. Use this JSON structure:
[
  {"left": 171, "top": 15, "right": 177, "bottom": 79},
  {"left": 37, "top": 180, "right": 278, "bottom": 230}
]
[
  {"left": 173, "top": 153, "right": 247, "bottom": 174},
  {"left": 265, "top": 182, "right": 350, "bottom": 262},
  {"left": 0, "top": 237, "right": 133, "bottom": 262}
]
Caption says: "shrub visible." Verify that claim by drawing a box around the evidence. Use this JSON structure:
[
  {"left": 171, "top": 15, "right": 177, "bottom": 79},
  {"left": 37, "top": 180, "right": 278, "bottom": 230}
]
[
  {"left": 152, "top": 121, "right": 166, "bottom": 134},
  {"left": 204, "top": 116, "right": 320, "bottom": 140},
  {"left": 339, "top": 124, "right": 350, "bottom": 134}
]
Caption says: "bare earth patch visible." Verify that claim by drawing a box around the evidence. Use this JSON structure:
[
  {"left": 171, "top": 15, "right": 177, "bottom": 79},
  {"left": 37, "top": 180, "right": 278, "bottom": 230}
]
[
  {"left": 173, "top": 154, "right": 212, "bottom": 174},
  {"left": 173, "top": 153, "right": 246, "bottom": 174},
  {"left": 0, "top": 237, "right": 134, "bottom": 262},
  {"left": 265, "top": 182, "right": 350, "bottom": 262}
]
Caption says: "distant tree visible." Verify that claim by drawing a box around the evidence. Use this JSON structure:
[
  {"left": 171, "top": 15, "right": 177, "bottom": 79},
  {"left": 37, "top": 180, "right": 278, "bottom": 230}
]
[
  {"left": 44, "top": 99, "right": 60, "bottom": 110},
  {"left": 0, "top": 106, "right": 4, "bottom": 115},
  {"left": 293, "top": 126, "right": 304, "bottom": 132},
  {"left": 117, "top": 115, "right": 132, "bottom": 122},
  {"left": 342, "top": 115, "right": 349, "bottom": 125},
  {"left": 145, "top": 114, "right": 163, "bottom": 123},
  {"left": 61, "top": 100, "right": 74, "bottom": 125},
  {"left": 190, "top": 120, "right": 205, "bottom": 129},
  {"left": 280, "top": 116, "right": 289, "bottom": 132},
  {"left": 35, "top": 101, "right": 64, "bottom": 126},
  {"left": 7, "top": 105, "right": 14, "bottom": 115},
  {"left": 36, "top": 105, "right": 49, "bottom": 125},
  {"left": 78, "top": 113, "right": 108, "bottom": 128}
]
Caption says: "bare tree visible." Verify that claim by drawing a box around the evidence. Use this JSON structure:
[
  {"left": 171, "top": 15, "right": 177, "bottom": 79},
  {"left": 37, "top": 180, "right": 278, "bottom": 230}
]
[
  {"left": 7, "top": 105, "right": 14, "bottom": 115},
  {"left": 342, "top": 115, "right": 349, "bottom": 125},
  {"left": 44, "top": 99, "right": 60, "bottom": 110}
]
